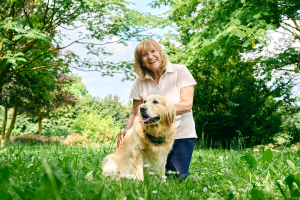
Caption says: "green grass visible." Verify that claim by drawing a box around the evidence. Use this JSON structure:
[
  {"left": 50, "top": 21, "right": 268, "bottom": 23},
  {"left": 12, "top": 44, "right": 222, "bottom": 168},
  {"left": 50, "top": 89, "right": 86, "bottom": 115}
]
[{"left": 0, "top": 143, "right": 300, "bottom": 200}]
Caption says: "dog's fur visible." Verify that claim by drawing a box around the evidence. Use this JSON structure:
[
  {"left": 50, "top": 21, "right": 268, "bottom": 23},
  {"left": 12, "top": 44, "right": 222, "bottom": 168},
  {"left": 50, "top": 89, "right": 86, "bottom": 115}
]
[{"left": 101, "top": 95, "right": 176, "bottom": 180}]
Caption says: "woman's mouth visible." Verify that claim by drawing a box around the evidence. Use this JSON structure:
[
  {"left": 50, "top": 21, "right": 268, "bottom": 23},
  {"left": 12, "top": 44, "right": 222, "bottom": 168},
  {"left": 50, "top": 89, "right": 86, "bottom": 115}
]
[{"left": 149, "top": 60, "right": 156, "bottom": 64}]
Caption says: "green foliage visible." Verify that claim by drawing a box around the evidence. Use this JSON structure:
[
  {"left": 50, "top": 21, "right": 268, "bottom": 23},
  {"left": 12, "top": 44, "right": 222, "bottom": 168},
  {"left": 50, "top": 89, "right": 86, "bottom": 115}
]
[
  {"left": 262, "top": 148, "right": 273, "bottom": 165},
  {"left": 66, "top": 74, "right": 90, "bottom": 98},
  {"left": 71, "top": 111, "right": 122, "bottom": 142},
  {"left": 69, "top": 94, "right": 132, "bottom": 127},
  {"left": 0, "top": 93, "right": 131, "bottom": 140},
  {"left": 242, "top": 153, "right": 257, "bottom": 169},
  {"left": 249, "top": 188, "right": 267, "bottom": 200},
  {"left": 0, "top": 0, "right": 160, "bottom": 94},
  {"left": 1, "top": 145, "right": 300, "bottom": 199},
  {"left": 0, "top": 167, "right": 12, "bottom": 200},
  {"left": 153, "top": 0, "right": 300, "bottom": 146}
]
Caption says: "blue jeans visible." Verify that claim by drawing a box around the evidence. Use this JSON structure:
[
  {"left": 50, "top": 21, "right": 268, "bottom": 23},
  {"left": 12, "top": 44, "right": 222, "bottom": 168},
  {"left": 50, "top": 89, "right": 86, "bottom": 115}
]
[{"left": 165, "top": 138, "right": 195, "bottom": 180}]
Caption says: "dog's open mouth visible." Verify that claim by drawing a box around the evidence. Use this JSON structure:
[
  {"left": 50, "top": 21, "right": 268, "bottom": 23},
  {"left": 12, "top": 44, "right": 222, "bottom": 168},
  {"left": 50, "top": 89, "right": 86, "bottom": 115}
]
[{"left": 141, "top": 116, "right": 160, "bottom": 124}]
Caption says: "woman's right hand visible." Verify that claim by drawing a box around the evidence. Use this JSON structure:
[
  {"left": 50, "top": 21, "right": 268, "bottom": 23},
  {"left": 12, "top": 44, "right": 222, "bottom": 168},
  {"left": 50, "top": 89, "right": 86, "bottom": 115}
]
[{"left": 117, "top": 128, "right": 129, "bottom": 147}]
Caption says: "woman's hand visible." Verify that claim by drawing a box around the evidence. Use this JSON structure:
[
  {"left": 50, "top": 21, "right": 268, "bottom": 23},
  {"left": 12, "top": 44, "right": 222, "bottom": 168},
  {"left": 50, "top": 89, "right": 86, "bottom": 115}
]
[{"left": 117, "top": 128, "right": 130, "bottom": 147}]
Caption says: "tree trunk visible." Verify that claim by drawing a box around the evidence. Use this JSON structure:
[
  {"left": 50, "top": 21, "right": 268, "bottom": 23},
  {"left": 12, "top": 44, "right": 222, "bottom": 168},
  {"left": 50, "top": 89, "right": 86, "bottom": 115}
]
[
  {"left": 38, "top": 118, "right": 42, "bottom": 135},
  {"left": 1, "top": 100, "right": 7, "bottom": 139},
  {"left": 5, "top": 98, "right": 19, "bottom": 140}
]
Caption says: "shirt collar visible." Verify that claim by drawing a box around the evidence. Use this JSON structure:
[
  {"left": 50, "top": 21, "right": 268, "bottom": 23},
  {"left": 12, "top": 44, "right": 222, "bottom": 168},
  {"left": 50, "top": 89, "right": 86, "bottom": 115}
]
[{"left": 145, "top": 61, "right": 174, "bottom": 79}]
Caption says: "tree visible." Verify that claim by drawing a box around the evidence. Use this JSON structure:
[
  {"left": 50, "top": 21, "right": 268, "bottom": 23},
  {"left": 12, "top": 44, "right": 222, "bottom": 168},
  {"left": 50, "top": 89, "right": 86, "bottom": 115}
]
[
  {"left": 0, "top": 75, "right": 26, "bottom": 140},
  {"left": 151, "top": 0, "right": 300, "bottom": 146},
  {"left": 0, "top": 69, "right": 76, "bottom": 140},
  {"left": 66, "top": 74, "right": 90, "bottom": 98},
  {"left": 0, "top": 0, "right": 158, "bottom": 95},
  {"left": 22, "top": 72, "right": 76, "bottom": 136}
]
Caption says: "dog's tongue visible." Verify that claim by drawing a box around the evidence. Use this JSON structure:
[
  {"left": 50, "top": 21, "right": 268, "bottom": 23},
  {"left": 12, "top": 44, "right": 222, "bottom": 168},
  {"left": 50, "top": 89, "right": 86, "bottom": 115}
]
[{"left": 142, "top": 117, "right": 151, "bottom": 122}]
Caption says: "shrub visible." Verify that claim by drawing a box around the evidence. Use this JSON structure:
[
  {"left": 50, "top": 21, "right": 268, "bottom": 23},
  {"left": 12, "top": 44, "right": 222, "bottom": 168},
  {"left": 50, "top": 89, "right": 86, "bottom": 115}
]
[
  {"left": 13, "top": 135, "right": 46, "bottom": 145},
  {"left": 71, "top": 111, "right": 121, "bottom": 142},
  {"left": 63, "top": 133, "right": 89, "bottom": 146}
]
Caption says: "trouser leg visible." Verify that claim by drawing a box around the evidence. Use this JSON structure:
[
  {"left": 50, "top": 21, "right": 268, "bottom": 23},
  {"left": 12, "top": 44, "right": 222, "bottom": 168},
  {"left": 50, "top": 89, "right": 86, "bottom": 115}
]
[{"left": 165, "top": 138, "right": 195, "bottom": 180}]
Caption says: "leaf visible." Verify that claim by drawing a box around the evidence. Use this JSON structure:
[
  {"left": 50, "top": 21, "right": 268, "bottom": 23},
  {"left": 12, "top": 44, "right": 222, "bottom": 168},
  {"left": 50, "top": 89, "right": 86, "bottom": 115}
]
[
  {"left": 249, "top": 188, "right": 267, "bottom": 200},
  {"left": 253, "top": 13, "right": 261, "bottom": 19},
  {"left": 0, "top": 191, "right": 12, "bottom": 200},
  {"left": 207, "top": 192, "right": 224, "bottom": 200},
  {"left": 262, "top": 149, "right": 272, "bottom": 164},
  {"left": 287, "top": 160, "right": 295, "bottom": 170},
  {"left": 242, "top": 153, "right": 257, "bottom": 169},
  {"left": 276, "top": 182, "right": 287, "bottom": 199},
  {"left": 234, "top": 28, "right": 247, "bottom": 37},
  {"left": 285, "top": 174, "right": 300, "bottom": 197},
  {"left": 34, "top": 161, "right": 63, "bottom": 200},
  {"left": 92, "top": 186, "right": 105, "bottom": 200},
  {"left": 125, "top": 194, "right": 135, "bottom": 200},
  {"left": 0, "top": 167, "right": 12, "bottom": 200}
]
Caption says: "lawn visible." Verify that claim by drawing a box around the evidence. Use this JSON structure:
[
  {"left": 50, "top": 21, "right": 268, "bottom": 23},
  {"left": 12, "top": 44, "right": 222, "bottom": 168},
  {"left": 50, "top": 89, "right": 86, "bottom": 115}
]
[{"left": 0, "top": 143, "right": 299, "bottom": 200}]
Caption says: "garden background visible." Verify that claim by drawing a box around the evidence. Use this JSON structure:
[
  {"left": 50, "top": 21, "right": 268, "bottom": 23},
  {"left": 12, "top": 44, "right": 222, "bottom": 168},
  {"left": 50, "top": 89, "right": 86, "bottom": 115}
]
[{"left": 1, "top": 0, "right": 300, "bottom": 199}]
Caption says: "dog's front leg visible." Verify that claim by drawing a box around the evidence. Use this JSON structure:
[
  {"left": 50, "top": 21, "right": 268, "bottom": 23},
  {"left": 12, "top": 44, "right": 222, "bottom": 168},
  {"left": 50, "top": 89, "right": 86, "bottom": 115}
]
[
  {"left": 158, "top": 159, "right": 167, "bottom": 179},
  {"left": 132, "top": 150, "right": 144, "bottom": 181}
]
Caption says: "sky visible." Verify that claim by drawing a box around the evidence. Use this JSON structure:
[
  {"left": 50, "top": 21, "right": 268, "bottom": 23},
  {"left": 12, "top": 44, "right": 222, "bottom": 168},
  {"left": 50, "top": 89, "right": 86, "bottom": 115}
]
[
  {"left": 64, "top": 0, "right": 170, "bottom": 103},
  {"left": 62, "top": 1, "right": 300, "bottom": 102}
]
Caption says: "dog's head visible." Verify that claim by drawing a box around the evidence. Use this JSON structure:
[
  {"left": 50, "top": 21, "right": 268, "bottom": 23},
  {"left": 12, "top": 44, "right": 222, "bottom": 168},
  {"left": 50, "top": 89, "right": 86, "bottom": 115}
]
[{"left": 139, "top": 95, "right": 176, "bottom": 125}]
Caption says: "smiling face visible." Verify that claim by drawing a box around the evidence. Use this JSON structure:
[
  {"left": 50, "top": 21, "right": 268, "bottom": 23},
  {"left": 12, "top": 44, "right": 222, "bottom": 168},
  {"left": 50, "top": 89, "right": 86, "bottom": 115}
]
[{"left": 141, "top": 46, "right": 162, "bottom": 74}]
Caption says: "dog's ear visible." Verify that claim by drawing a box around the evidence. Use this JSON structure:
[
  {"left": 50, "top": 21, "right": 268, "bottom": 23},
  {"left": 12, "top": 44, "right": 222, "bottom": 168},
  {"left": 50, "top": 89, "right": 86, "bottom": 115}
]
[{"left": 166, "top": 104, "right": 176, "bottom": 124}]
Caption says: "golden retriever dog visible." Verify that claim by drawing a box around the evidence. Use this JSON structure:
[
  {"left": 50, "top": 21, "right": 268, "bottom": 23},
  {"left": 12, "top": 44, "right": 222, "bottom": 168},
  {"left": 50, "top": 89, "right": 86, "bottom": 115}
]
[{"left": 101, "top": 95, "right": 176, "bottom": 180}]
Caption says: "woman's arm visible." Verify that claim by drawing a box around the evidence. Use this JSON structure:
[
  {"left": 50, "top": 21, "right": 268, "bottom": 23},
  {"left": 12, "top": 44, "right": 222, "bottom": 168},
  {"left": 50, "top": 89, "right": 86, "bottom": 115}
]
[
  {"left": 117, "top": 99, "right": 143, "bottom": 147},
  {"left": 175, "top": 85, "right": 195, "bottom": 116}
]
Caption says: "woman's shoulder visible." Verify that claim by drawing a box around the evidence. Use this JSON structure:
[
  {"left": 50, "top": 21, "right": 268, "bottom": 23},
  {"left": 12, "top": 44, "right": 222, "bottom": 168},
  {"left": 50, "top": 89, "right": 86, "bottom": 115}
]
[{"left": 170, "top": 63, "right": 188, "bottom": 72}]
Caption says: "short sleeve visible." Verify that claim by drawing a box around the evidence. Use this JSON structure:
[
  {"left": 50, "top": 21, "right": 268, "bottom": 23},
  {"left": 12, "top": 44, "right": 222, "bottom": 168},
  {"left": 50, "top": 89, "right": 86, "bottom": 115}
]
[
  {"left": 129, "top": 79, "right": 142, "bottom": 100},
  {"left": 180, "top": 65, "right": 197, "bottom": 89}
]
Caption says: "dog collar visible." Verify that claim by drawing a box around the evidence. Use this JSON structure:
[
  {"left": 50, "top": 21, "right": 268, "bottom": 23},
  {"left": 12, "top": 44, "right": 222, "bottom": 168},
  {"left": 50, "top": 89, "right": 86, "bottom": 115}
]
[{"left": 144, "top": 130, "right": 168, "bottom": 145}]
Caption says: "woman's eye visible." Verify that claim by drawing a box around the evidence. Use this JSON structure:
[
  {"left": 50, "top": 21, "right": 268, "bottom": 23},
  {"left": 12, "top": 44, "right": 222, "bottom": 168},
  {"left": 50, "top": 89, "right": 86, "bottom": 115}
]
[
  {"left": 153, "top": 100, "right": 158, "bottom": 104},
  {"left": 152, "top": 50, "right": 155, "bottom": 53}
]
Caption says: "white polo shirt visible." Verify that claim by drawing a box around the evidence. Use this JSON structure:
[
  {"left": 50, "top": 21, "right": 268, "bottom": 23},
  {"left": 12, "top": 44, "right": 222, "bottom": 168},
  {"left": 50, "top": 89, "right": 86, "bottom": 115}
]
[{"left": 129, "top": 61, "right": 197, "bottom": 139}]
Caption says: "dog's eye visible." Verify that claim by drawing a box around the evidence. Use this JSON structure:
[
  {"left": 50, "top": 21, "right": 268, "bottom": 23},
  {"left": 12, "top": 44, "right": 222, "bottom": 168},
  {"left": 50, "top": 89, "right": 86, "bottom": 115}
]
[
  {"left": 153, "top": 100, "right": 159, "bottom": 104},
  {"left": 143, "top": 100, "right": 147, "bottom": 103}
]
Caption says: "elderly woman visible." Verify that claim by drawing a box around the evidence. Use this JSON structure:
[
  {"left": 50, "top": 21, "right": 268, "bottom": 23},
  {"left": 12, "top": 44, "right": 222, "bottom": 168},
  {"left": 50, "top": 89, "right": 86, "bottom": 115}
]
[{"left": 117, "top": 38, "right": 197, "bottom": 180}]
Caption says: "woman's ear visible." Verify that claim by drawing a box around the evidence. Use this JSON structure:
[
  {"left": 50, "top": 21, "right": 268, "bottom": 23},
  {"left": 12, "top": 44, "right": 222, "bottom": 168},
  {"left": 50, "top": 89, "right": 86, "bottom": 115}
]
[{"left": 167, "top": 104, "right": 176, "bottom": 124}]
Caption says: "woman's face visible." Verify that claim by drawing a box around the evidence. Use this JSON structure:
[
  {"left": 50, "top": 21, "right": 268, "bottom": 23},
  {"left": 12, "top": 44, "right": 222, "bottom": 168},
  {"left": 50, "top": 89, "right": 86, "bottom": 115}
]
[{"left": 141, "top": 45, "right": 162, "bottom": 73}]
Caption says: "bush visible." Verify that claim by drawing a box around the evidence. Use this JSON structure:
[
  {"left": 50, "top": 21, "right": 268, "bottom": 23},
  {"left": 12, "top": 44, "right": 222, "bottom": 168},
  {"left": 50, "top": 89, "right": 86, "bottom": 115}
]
[
  {"left": 13, "top": 135, "right": 46, "bottom": 145},
  {"left": 71, "top": 111, "right": 121, "bottom": 142}
]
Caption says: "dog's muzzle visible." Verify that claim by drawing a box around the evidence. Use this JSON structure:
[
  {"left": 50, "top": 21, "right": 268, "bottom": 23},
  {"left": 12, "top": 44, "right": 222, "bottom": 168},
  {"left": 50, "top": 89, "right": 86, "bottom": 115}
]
[{"left": 140, "top": 106, "right": 160, "bottom": 124}]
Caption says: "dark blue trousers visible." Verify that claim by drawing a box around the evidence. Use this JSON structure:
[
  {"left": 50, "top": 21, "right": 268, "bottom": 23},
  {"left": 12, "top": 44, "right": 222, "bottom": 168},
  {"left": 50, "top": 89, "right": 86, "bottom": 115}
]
[{"left": 165, "top": 138, "right": 195, "bottom": 180}]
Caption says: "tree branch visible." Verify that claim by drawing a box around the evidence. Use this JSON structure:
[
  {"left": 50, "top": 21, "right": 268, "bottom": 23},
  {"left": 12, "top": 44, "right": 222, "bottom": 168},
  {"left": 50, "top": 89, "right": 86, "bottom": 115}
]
[
  {"left": 282, "top": 22, "right": 297, "bottom": 34},
  {"left": 43, "top": 0, "right": 50, "bottom": 29},
  {"left": 70, "top": 65, "right": 123, "bottom": 73},
  {"left": 291, "top": 18, "right": 300, "bottom": 32},
  {"left": 21, "top": 0, "right": 34, "bottom": 29},
  {"left": 2, "top": 63, "right": 64, "bottom": 83},
  {"left": 15, "top": 38, "right": 83, "bottom": 72}
]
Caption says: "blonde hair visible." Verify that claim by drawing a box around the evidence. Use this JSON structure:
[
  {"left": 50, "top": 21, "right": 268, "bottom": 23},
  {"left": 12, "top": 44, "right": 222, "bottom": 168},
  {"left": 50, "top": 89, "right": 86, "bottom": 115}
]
[{"left": 134, "top": 38, "right": 168, "bottom": 80}]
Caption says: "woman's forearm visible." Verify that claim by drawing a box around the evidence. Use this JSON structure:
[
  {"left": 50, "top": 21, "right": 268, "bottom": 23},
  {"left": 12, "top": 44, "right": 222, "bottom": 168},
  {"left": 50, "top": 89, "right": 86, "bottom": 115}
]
[
  {"left": 175, "top": 102, "right": 193, "bottom": 116},
  {"left": 124, "top": 113, "right": 136, "bottom": 130},
  {"left": 175, "top": 85, "right": 195, "bottom": 116}
]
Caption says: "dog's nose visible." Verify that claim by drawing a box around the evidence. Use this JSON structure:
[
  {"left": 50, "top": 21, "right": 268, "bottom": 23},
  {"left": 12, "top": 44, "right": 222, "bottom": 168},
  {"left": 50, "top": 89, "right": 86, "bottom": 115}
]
[{"left": 140, "top": 106, "right": 147, "bottom": 112}]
